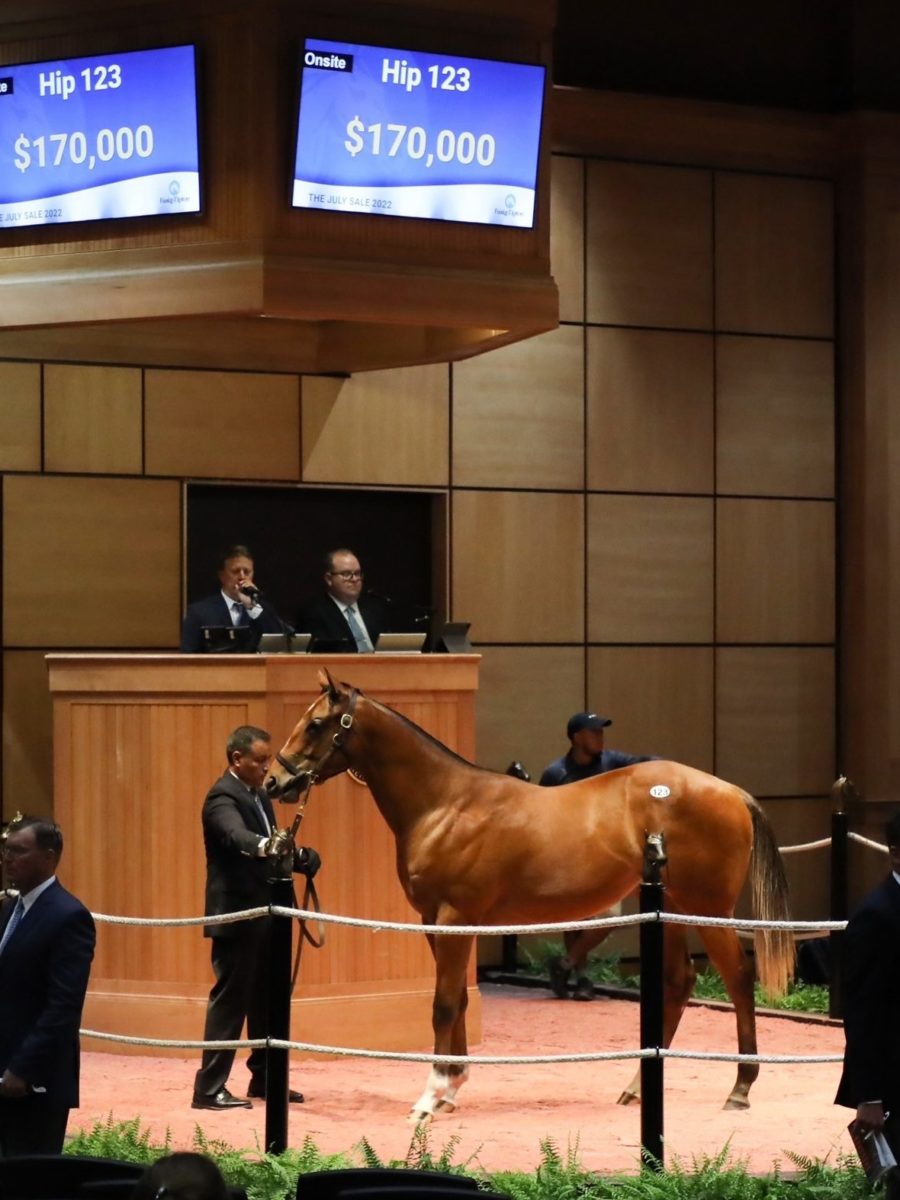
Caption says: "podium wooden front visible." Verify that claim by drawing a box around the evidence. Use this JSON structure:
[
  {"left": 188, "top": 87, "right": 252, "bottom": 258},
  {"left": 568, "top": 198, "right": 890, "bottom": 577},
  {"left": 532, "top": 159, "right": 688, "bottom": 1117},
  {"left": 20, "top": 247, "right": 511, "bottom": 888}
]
[{"left": 47, "top": 653, "right": 481, "bottom": 1057}]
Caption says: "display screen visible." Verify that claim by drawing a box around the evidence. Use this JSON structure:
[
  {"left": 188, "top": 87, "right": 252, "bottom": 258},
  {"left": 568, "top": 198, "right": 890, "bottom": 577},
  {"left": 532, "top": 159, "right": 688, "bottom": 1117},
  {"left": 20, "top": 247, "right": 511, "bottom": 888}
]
[
  {"left": 0, "top": 44, "right": 201, "bottom": 230},
  {"left": 292, "top": 40, "right": 546, "bottom": 228}
]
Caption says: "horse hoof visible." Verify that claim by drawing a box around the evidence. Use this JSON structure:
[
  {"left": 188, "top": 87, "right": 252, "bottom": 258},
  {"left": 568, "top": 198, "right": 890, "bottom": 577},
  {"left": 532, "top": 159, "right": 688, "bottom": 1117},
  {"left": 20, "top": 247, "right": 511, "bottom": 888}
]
[
  {"left": 617, "top": 1090, "right": 639, "bottom": 1106},
  {"left": 573, "top": 976, "right": 595, "bottom": 1001},
  {"left": 723, "top": 1096, "right": 750, "bottom": 1111},
  {"left": 434, "top": 1098, "right": 457, "bottom": 1113},
  {"left": 408, "top": 1109, "right": 434, "bottom": 1126}
]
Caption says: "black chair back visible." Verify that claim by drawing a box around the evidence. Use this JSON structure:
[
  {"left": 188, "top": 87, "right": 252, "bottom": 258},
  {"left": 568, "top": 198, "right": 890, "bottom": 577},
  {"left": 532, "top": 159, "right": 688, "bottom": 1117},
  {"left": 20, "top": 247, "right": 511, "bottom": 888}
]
[
  {"left": 296, "top": 1169, "right": 481, "bottom": 1200},
  {"left": 0, "top": 1155, "right": 145, "bottom": 1200}
]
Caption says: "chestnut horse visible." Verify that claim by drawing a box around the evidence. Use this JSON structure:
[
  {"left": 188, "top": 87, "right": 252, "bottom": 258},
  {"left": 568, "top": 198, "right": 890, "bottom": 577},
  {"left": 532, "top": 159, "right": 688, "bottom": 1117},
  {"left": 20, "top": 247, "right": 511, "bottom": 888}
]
[{"left": 265, "top": 670, "right": 794, "bottom": 1121}]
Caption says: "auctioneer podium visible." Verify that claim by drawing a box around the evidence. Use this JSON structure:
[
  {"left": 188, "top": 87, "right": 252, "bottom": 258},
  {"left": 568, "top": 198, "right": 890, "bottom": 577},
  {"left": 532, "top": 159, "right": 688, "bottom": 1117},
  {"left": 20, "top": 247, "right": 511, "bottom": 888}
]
[{"left": 46, "top": 653, "right": 482, "bottom": 1056}]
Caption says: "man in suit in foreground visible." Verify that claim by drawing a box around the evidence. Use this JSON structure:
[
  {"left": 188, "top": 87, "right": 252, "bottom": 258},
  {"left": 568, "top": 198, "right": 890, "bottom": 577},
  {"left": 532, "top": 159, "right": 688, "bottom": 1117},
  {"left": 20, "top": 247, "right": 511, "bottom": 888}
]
[
  {"left": 835, "top": 809, "right": 900, "bottom": 1161},
  {"left": 192, "top": 725, "right": 321, "bottom": 1110},
  {"left": 0, "top": 816, "right": 96, "bottom": 1157},
  {"left": 181, "top": 544, "right": 285, "bottom": 653},
  {"left": 295, "top": 548, "right": 390, "bottom": 652}
]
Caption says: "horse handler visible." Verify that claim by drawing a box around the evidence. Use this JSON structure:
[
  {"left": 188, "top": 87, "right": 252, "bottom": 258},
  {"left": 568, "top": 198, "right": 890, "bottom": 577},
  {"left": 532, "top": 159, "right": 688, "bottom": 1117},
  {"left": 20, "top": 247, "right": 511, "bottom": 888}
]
[{"left": 191, "top": 725, "right": 321, "bottom": 1111}]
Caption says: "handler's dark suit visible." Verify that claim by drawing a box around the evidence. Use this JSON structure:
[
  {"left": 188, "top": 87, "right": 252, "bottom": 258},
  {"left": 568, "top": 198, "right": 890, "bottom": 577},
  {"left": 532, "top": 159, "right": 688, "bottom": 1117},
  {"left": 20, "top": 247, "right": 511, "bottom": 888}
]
[
  {"left": 0, "top": 880, "right": 95, "bottom": 1156},
  {"left": 193, "top": 772, "right": 316, "bottom": 1101},
  {"left": 180, "top": 593, "right": 284, "bottom": 653},
  {"left": 295, "top": 593, "right": 390, "bottom": 652},
  {"left": 835, "top": 871, "right": 900, "bottom": 1157}
]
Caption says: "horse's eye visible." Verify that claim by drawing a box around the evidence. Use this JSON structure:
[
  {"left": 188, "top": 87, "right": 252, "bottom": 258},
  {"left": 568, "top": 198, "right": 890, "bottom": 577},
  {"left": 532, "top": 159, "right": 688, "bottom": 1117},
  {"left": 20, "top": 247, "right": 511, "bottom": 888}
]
[{"left": 309, "top": 718, "right": 322, "bottom": 730}]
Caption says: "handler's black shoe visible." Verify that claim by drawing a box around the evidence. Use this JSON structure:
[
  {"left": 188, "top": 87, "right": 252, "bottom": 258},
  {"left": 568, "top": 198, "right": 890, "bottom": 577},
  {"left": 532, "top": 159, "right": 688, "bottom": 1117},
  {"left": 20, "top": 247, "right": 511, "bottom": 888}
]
[
  {"left": 191, "top": 1087, "right": 252, "bottom": 1110},
  {"left": 548, "top": 956, "right": 571, "bottom": 999},
  {"left": 247, "top": 1078, "right": 304, "bottom": 1103}
]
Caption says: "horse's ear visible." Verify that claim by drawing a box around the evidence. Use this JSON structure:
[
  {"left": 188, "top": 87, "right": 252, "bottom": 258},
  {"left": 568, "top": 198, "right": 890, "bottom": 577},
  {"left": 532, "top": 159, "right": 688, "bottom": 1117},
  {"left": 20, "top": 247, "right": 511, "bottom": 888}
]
[{"left": 317, "top": 667, "right": 341, "bottom": 701}]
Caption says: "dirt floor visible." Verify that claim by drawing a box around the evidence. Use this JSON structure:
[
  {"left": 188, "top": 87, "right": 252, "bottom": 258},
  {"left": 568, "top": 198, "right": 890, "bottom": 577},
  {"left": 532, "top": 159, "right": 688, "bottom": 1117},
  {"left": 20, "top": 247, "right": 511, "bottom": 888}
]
[{"left": 72, "top": 984, "right": 854, "bottom": 1176}]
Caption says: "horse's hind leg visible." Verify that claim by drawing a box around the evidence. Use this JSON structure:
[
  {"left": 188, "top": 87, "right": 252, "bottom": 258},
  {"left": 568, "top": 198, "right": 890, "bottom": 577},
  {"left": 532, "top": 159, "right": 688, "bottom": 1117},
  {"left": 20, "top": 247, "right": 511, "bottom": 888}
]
[
  {"left": 698, "top": 924, "right": 758, "bottom": 1110},
  {"left": 618, "top": 923, "right": 695, "bottom": 1105},
  {"left": 549, "top": 928, "right": 611, "bottom": 999},
  {"left": 410, "top": 930, "right": 473, "bottom": 1123}
]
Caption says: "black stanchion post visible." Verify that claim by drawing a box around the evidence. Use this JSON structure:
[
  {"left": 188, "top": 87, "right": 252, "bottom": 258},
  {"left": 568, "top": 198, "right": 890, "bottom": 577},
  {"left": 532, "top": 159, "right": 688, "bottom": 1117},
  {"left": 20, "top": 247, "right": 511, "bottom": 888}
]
[
  {"left": 265, "top": 872, "right": 294, "bottom": 1155},
  {"left": 640, "top": 833, "right": 666, "bottom": 1172},
  {"left": 829, "top": 806, "right": 849, "bottom": 1020}
]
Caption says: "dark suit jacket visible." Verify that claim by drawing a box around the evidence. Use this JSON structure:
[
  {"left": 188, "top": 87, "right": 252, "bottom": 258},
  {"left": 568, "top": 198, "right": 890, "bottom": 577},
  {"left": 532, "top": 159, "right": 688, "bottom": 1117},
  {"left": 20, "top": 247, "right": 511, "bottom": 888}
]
[
  {"left": 201, "top": 771, "right": 283, "bottom": 938},
  {"left": 835, "top": 873, "right": 900, "bottom": 1111},
  {"left": 0, "top": 880, "right": 95, "bottom": 1109},
  {"left": 294, "top": 593, "right": 390, "bottom": 652},
  {"left": 180, "top": 593, "right": 284, "bottom": 653}
]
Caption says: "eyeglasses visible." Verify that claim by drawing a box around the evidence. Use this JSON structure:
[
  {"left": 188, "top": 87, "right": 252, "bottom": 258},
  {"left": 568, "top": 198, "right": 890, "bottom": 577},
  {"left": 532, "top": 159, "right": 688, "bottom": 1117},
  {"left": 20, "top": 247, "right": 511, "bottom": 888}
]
[{"left": 329, "top": 570, "right": 363, "bottom": 581}]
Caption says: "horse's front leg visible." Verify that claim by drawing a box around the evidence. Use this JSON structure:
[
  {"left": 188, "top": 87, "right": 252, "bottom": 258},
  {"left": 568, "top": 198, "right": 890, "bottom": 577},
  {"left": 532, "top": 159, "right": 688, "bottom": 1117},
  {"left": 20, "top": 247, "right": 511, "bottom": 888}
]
[{"left": 410, "top": 930, "right": 473, "bottom": 1123}]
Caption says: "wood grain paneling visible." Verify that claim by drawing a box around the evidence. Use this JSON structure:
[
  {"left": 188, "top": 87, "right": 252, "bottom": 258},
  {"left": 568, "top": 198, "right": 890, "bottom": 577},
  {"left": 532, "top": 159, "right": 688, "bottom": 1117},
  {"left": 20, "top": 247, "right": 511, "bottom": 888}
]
[
  {"left": 145, "top": 370, "right": 299, "bottom": 480},
  {"left": 302, "top": 365, "right": 449, "bottom": 486},
  {"left": 452, "top": 490, "right": 584, "bottom": 642},
  {"left": 452, "top": 326, "right": 584, "bottom": 489},
  {"left": 3, "top": 476, "right": 180, "bottom": 647},
  {"left": 587, "top": 327, "right": 714, "bottom": 493},
  {"left": 716, "top": 335, "right": 834, "bottom": 498},
  {"left": 716, "top": 647, "right": 835, "bottom": 796},
  {"left": 715, "top": 172, "right": 834, "bottom": 337},
  {"left": 550, "top": 155, "right": 585, "bottom": 323},
  {"left": 476, "top": 645, "right": 585, "bottom": 775},
  {"left": 49, "top": 653, "right": 479, "bottom": 1050},
  {"left": 44, "top": 365, "right": 142, "bottom": 475},
  {"left": 586, "top": 161, "right": 713, "bottom": 329},
  {"left": 587, "top": 646, "right": 714, "bottom": 771},
  {"left": 0, "top": 364, "right": 41, "bottom": 471},
  {"left": 587, "top": 494, "right": 714, "bottom": 642},
  {"left": 759, "top": 796, "right": 831, "bottom": 922},
  {"left": 716, "top": 498, "right": 834, "bottom": 643},
  {"left": 2, "top": 651, "right": 53, "bottom": 817}
]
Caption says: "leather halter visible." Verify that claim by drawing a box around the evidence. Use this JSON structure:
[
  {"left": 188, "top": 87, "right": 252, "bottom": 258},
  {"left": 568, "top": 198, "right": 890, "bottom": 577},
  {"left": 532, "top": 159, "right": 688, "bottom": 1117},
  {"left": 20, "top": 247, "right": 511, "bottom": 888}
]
[{"left": 272, "top": 687, "right": 359, "bottom": 796}]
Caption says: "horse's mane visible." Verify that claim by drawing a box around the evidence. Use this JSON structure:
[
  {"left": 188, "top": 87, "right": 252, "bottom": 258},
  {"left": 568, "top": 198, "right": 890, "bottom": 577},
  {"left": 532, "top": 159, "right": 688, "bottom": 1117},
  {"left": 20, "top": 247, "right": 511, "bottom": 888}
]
[{"left": 366, "top": 693, "right": 498, "bottom": 777}]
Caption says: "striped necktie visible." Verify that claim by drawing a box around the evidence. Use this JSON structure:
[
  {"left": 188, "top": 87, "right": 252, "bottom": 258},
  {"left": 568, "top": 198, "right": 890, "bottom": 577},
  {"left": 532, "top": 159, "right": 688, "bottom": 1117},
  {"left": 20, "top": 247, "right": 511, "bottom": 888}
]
[
  {"left": 345, "top": 605, "right": 373, "bottom": 652},
  {"left": 0, "top": 897, "right": 24, "bottom": 956}
]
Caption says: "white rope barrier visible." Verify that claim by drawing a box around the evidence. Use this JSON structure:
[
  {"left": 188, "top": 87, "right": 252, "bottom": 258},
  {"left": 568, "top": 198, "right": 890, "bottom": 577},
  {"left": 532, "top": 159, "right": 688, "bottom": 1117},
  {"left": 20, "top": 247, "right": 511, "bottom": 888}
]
[
  {"left": 779, "top": 837, "right": 832, "bottom": 855},
  {"left": 848, "top": 830, "right": 890, "bottom": 853}
]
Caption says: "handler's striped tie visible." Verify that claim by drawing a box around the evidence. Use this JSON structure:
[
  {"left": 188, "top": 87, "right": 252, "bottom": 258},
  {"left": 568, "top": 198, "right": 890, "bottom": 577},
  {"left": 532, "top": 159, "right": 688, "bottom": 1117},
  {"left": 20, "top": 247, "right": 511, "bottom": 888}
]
[{"left": 0, "top": 897, "right": 24, "bottom": 956}]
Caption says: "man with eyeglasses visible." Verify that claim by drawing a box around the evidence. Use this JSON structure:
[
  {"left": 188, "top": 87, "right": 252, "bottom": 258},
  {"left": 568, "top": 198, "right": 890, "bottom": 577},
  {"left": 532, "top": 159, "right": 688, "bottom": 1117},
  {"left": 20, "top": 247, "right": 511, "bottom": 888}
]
[{"left": 295, "top": 548, "right": 390, "bottom": 653}]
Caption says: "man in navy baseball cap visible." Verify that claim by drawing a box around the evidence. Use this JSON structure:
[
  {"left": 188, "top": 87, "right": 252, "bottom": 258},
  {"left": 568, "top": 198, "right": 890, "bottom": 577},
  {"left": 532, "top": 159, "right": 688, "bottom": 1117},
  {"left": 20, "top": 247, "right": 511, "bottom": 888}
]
[{"left": 539, "top": 710, "right": 656, "bottom": 1000}]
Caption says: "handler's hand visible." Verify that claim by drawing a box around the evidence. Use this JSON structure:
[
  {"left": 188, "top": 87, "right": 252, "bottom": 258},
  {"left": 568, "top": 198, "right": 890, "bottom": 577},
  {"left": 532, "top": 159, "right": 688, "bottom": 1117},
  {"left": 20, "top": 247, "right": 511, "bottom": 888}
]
[
  {"left": 856, "top": 1100, "right": 886, "bottom": 1132},
  {"left": 0, "top": 1070, "right": 28, "bottom": 1098},
  {"left": 297, "top": 846, "right": 321, "bottom": 879},
  {"left": 263, "top": 829, "right": 294, "bottom": 859}
]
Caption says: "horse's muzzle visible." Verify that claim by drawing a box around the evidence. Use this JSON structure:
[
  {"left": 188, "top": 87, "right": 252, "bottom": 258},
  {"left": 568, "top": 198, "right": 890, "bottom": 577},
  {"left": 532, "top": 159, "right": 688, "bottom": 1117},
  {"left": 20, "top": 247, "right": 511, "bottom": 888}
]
[{"left": 265, "top": 771, "right": 311, "bottom": 801}]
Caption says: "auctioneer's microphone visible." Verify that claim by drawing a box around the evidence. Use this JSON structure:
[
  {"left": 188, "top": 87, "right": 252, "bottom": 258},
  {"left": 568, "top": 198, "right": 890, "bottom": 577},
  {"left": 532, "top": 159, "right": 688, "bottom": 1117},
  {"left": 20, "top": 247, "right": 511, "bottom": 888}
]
[{"left": 238, "top": 584, "right": 261, "bottom": 601}]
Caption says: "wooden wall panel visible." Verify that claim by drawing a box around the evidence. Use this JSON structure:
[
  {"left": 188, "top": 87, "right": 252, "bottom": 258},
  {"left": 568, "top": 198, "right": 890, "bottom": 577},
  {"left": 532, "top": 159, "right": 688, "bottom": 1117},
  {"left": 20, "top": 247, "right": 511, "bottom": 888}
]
[
  {"left": 0, "top": 364, "right": 41, "bottom": 472},
  {"left": 587, "top": 494, "right": 714, "bottom": 642},
  {"left": 715, "top": 173, "right": 834, "bottom": 337},
  {"left": 587, "top": 646, "right": 714, "bottom": 772},
  {"left": 716, "top": 335, "right": 834, "bottom": 498},
  {"left": 302, "top": 366, "right": 449, "bottom": 486},
  {"left": 452, "top": 326, "right": 584, "bottom": 489},
  {"left": 44, "top": 365, "right": 142, "bottom": 475},
  {"left": 476, "top": 645, "right": 585, "bottom": 776},
  {"left": 145, "top": 370, "right": 300, "bottom": 480},
  {"left": 759, "top": 796, "right": 831, "bottom": 922},
  {"left": 716, "top": 647, "right": 835, "bottom": 796},
  {"left": 585, "top": 161, "right": 713, "bottom": 329},
  {"left": 550, "top": 155, "right": 585, "bottom": 323},
  {"left": 586, "top": 328, "right": 714, "bottom": 493},
  {"left": 3, "top": 476, "right": 180, "bottom": 647},
  {"left": 2, "top": 651, "right": 53, "bottom": 817},
  {"left": 452, "top": 490, "right": 584, "bottom": 642},
  {"left": 717, "top": 498, "right": 835, "bottom": 643}
]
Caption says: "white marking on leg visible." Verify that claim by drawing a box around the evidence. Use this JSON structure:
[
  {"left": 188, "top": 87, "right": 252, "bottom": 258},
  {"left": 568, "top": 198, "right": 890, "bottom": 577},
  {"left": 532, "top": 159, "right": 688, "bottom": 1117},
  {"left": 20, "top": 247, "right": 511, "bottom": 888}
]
[{"left": 411, "top": 1065, "right": 449, "bottom": 1119}]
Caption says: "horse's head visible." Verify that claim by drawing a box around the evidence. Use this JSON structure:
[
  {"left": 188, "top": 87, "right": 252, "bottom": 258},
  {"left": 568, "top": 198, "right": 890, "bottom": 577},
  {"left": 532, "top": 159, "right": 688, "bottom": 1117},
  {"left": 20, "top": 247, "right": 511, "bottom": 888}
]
[{"left": 264, "top": 668, "right": 360, "bottom": 800}]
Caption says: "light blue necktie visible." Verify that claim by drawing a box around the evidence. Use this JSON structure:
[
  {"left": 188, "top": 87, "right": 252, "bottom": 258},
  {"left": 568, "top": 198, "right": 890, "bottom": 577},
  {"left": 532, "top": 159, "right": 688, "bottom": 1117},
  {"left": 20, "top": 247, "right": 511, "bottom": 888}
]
[
  {"left": 0, "top": 897, "right": 24, "bottom": 956},
  {"left": 345, "top": 605, "right": 373, "bottom": 653}
]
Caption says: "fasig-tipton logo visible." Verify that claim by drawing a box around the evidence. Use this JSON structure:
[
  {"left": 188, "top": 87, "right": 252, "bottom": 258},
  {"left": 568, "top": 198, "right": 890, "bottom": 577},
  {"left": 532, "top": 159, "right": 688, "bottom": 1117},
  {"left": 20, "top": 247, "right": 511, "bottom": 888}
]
[
  {"left": 304, "top": 48, "right": 354, "bottom": 73},
  {"left": 0, "top": 78, "right": 13, "bottom": 96}
]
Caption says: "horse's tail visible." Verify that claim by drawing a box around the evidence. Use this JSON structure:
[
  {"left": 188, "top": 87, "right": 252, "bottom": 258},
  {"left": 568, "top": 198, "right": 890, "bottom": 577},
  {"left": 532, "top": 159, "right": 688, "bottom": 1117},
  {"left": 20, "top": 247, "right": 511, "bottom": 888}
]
[{"left": 745, "top": 794, "right": 794, "bottom": 997}]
